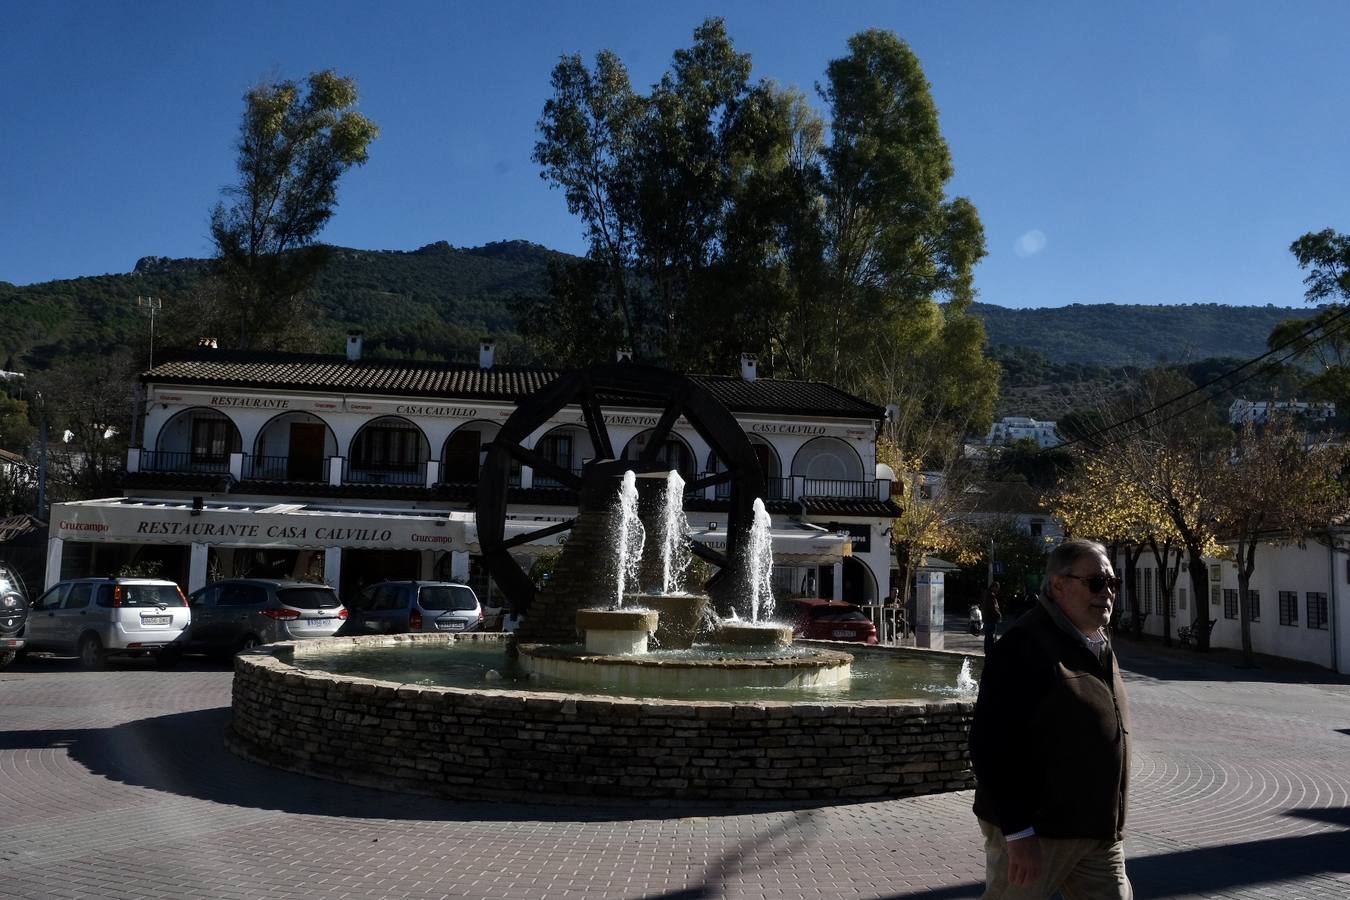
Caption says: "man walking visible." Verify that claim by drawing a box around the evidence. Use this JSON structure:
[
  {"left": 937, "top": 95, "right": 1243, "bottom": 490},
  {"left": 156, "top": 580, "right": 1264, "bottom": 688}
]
[
  {"left": 979, "top": 581, "right": 1002, "bottom": 654},
  {"left": 969, "top": 539, "right": 1132, "bottom": 899}
]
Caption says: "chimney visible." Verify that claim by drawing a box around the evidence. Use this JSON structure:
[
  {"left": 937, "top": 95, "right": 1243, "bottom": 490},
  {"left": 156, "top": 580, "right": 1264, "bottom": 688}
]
[
  {"left": 346, "top": 330, "right": 364, "bottom": 362},
  {"left": 616, "top": 347, "right": 633, "bottom": 363},
  {"left": 740, "top": 353, "right": 758, "bottom": 382},
  {"left": 479, "top": 338, "right": 496, "bottom": 370}
]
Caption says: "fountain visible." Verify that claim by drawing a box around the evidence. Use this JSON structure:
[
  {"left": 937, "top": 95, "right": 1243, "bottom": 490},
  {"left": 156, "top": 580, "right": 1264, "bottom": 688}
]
[
  {"left": 520, "top": 470, "right": 846, "bottom": 690},
  {"left": 226, "top": 362, "right": 981, "bottom": 805}
]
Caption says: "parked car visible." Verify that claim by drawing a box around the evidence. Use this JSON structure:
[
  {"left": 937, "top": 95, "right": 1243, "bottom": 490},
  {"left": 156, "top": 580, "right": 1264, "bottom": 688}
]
[
  {"left": 777, "top": 598, "right": 879, "bottom": 644},
  {"left": 183, "top": 579, "right": 346, "bottom": 657},
  {"left": 343, "top": 581, "right": 483, "bottom": 635},
  {"left": 0, "top": 564, "right": 29, "bottom": 668},
  {"left": 23, "top": 577, "right": 190, "bottom": 668}
]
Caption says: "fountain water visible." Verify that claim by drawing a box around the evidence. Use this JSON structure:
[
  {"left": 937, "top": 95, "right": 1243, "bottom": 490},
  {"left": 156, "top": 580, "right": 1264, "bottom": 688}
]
[
  {"left": 747, "top": 498, "right": 773, "bottom": 622},
  {"left": 658, "top": 471, "right": 691, "bottom": 595},
  {"left": 612, "top": 470, "right": 645, "bottom": 606}
]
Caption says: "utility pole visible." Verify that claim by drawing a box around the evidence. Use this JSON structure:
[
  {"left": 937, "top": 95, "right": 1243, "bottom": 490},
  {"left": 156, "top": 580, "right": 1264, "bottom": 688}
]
[
  {"left": 34, "top": 391, "right": 47, "bottom": 521},
  {"left": 136, "top": 296, "right": 162, "bottom": 369}
]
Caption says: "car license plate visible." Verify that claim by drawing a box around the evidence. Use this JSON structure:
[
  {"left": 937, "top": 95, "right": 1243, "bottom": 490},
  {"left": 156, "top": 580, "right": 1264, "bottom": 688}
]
[
  {"left": 141, "top": 615, "right": 171, "bottom": 626},
  {"left": 306, "top": 618, "right": 332, "bottom": 626},
  {"left": 831, "top": 629, "right": 856, "bottom": 639},
  {"left": 437, "top": 621, "right": 466, "bottom": 631}
]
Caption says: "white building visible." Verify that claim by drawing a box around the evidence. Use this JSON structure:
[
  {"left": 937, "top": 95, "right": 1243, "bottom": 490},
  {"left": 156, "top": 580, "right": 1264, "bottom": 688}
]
[
  {"left": 46, "top": 342, "right": 902, "bottom": 610},
  {"left": 1229, "top": 398, "right": 1335, "bottom": 425},
  {"left": 985, "top": 416, "right": 1062, "bottom": 448},
  {"left": 1115, "top": 535, "right": 1350, "bottom": 675}
]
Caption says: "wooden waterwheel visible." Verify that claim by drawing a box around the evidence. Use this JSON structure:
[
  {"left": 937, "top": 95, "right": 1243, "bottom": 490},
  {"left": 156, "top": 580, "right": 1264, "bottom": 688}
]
[{"left": 474, "top": 363, "right": 765, "bottom": 613}]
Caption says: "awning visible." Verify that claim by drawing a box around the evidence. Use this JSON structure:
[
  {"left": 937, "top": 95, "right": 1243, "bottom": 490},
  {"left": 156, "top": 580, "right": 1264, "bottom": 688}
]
[
  {"left": 688, "top": 523, "right": 851, "bottom": 566},
  {"left": 466, "top": 519, "right": 852, "bottom": 565}
]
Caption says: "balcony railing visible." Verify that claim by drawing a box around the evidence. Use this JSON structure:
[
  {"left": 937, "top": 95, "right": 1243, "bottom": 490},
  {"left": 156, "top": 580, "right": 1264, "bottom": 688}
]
[
  {"left": 439, "top": 463, "right": 521, "bottom": 487},
  {"left": 715, "top": 476, "right": 793, "bottom": 500},
  {"left": 532, "top": 466, "right": 585, "bottom": 489},
  {"left": 802, "top": 478, "right": 878, "bottom": 499},
  {"left": 344, "top": 459, "right": 428, "bottom": 486},
  {"left": 139, "top": 449, "right": 230, "bottom": 475},
  {"left": 242, "top": 454, "right": 330, "bottom": 483}
]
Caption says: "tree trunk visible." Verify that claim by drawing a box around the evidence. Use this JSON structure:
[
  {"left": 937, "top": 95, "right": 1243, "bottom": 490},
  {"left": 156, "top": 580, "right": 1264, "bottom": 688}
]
[
  {"left": 1237, "top": 537, "right": 1258, "bottom": 667},
  {"left": 1147, "top": 536, "right": 1173, "bottom": 647},
  {"left": 1186, "top": 546, "right": 1212, "bottom": 651},
  {"left": 1121, "top": 543, "right": 1145, "bottom": 637}
]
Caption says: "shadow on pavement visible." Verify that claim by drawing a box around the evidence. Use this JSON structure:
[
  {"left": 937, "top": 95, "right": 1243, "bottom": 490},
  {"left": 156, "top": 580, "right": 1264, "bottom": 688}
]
[
  {"left": 0, "top": 707, "right": 870, "bottom": 824},
  {"left": 869, "top": 806, "right": 1350, "bottom": 900},
  {"left": 1113, "top": 639, "right": 1350, "bottom": 687},
  {"left": 641, "top": 811, "right": 821, "bottom": 898}
]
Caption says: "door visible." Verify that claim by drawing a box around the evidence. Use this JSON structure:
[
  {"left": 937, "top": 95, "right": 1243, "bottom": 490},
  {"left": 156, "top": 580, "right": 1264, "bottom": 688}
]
[
  {"left": 443, "top": 430, "right": 481, "bottom": 483},
  {"left": 25, "top": 584, "right": 69, "bottom": 650},
  {"left": 51, "top": 582, "right": 94, "bottom": 651},
  {"left": 188, "top": 585, "right": 223, "bottom": 647},
  {"left": 288, "top": 423, "right": 326, "bottom": 482}
]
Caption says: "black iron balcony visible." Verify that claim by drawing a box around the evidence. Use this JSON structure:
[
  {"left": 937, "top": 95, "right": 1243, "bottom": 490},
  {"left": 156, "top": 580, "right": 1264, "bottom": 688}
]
[
  {"left": 139, "top": 449, "right": 229, "bottom": 475},
  {"left": 344, "top": 459, "right": 428, "bottom": 486},
  {"left": 242, "top": 454, "right": 330, "bottom": 483}
]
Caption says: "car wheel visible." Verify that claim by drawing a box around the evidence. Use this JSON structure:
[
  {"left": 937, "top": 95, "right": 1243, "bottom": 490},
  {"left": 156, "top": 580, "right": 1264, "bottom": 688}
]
[
  {"left": 0, "top": 650, "right": 15, "bottom": 669},
  {"left": 237, "top": 634, "right": 261, "bottom": 654},
  {"left": 78, "top": 635, "right": 106, "bottom": 670}
]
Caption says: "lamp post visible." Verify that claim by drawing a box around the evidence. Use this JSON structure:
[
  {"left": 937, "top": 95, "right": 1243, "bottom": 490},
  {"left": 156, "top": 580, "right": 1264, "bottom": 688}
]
[{"left": 136, "top": 296, "right": 162, "bottom": 369}]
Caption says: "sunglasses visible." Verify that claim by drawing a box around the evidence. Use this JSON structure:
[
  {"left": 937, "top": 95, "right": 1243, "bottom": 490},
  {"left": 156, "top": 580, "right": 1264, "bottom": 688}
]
[{"left": 1063, "top": 574, "right": 1122, "bottom": 593}]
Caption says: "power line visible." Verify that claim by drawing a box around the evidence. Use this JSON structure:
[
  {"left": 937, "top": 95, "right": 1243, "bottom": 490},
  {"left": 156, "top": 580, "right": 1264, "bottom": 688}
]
[{"left": 1055, "top": 303, "right": 1350, "bottom": 453}]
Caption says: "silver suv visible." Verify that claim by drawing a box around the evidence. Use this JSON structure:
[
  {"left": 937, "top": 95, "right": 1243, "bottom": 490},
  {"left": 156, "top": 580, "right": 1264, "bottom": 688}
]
[
  {"left": 184, "top": 579, "right": 346, "bottom": 657},
  {"left": 24, "top": 578, "right": 190, "bottom": 668}
]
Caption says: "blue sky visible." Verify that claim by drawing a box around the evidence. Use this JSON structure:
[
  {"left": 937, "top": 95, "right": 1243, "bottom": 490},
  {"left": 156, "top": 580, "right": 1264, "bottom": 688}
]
[{"left": 2, "top": 1, "right": 1347, "bottom": 309}]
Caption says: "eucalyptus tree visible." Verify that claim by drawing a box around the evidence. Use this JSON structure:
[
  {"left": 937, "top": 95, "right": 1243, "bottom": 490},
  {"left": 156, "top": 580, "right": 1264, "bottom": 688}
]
[{"left": 209, "top": 70, "right": 379, "bottom": 350}]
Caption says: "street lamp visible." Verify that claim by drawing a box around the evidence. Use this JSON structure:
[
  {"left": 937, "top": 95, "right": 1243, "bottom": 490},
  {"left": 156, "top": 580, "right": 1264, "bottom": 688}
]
[{"left": 136, "top": 296, "right": 162, "bottom": 369}]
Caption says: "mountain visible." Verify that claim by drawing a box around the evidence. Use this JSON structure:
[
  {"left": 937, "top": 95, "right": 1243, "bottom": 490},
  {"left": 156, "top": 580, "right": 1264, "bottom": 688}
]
[
  {"left": 974, "top": 301, "right": 1315, "bottom": 368},
  {"left": 0, "top": 242, "right": 1317, "bottom": 381}
]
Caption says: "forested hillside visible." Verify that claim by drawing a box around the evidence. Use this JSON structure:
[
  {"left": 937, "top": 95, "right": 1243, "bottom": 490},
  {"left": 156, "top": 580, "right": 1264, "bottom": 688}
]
[
  {"left": 0, "top": 242, "right": 1316, "bottom": 377},
  {"left": 975, "top": 302, "right": 1314, "bottom": 367}
]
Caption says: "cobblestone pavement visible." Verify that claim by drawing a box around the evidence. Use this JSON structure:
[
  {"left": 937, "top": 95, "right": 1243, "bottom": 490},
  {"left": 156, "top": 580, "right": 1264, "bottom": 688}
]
[{"left": 1, "top": 631, "right": 1347, "bottom": 900}]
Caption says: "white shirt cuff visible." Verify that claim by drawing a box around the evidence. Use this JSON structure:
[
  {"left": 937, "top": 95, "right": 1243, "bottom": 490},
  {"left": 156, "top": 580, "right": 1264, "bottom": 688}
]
[{"left": 1005, "top": 827, "right": 1036, "bottom": 841}]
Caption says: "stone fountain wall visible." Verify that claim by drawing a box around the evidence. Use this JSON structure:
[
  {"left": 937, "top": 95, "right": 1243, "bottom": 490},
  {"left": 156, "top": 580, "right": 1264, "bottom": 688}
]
[
  {"left": 514, "top": 505, "right": 618, "bottom": 645},
  {"left": 227, "top": 633, "right": 978, "bottom": 805}
]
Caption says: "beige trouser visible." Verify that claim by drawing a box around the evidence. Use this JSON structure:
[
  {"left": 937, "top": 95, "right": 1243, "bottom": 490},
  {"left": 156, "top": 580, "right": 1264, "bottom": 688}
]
[{"left": 979, "top": 819, "right": 1132, "bottom": 900}]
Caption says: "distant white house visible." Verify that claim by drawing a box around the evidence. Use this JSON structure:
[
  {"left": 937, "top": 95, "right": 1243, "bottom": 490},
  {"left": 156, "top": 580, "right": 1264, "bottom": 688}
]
[
  {"left": 1229, "top": 398, "right": 1335, "bottom": 425},
  {"left": 984, "top": 416, "right": 1062, "bottom": 448}
]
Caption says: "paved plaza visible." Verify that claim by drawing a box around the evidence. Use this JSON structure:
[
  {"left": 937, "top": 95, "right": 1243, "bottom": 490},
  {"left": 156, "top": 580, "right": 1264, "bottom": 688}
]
[{"left": 1, "top": 630, "right": 1347, "bottom": 899}]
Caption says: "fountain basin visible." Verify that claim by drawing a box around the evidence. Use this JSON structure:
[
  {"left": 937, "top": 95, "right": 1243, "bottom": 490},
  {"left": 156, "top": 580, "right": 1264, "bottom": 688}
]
[
  {"left": 575, "top": 608, "right": 658, "bottom": 654},
  {"left": 713, "top": 622, "right": 794, "bottom": 649},
  {"left": 517, "top": 642, "right": 851, "bottom": 693},
  {"left": 626, "top": 593, "right": 708, "bottom": 649},
  {"left": 227, "top": 633, "right": 979, "bottom": 805}
]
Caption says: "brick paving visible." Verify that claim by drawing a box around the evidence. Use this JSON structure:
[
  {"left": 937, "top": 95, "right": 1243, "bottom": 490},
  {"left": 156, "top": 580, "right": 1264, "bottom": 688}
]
[{"left": 0, "top": 628, "right": 1347, "bottom": 900}]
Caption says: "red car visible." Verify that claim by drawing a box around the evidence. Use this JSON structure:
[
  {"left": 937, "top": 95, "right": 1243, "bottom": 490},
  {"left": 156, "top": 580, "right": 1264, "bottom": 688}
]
[{"left": 779, "top": 598, "right": 879, "bottom": 644}]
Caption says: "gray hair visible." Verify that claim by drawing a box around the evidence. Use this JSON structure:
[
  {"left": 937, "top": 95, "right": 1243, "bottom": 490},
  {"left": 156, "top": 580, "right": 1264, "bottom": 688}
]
[{"left": 1043, "top": 539, "right": 1109, "bottom": 597}]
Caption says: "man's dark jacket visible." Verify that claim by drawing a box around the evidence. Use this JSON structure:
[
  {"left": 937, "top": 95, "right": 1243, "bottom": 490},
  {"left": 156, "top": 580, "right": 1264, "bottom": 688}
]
[{"left": 969, "top": 597, "right": 1131, "bottom": 841}]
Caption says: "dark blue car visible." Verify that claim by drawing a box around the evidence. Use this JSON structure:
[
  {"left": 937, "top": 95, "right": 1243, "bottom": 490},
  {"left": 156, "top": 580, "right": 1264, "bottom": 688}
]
[{"left": 343, "top": 581, "right": 483, "bottom": 635}]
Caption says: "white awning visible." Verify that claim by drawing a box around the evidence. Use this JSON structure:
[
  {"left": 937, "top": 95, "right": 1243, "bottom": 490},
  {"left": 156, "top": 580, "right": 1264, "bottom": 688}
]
[
  {"left": 466, "top": 519, "right": 851, "bottom": 565},
  {"left": 688, "top": 523, "right": 851, "bottom": 566}
]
